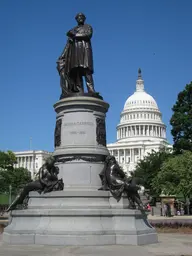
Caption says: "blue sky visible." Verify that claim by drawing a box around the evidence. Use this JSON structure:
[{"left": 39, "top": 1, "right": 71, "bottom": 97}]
[{"left": 0, "top": 0, "right": 192, "bottom": 152}]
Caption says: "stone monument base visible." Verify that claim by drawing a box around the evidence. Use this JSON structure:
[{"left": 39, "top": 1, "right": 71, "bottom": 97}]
[
  {"left": 3, "top": 190, "right": 158, "bottom": 246},
  {"left": 53, "top": 96, "right": 110, "bottom": 190}
]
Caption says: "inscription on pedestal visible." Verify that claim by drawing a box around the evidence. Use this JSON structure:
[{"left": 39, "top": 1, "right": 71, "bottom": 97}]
[
  {"left": 96, "top": 118, "right": 106, "bottom": 146},
  {"left": 64, "top": 121, "right": 94, "bottom": 136},
  {"left": 61, "top": 111, "right": 96, "bottom": 145},
  {"left": 70, "top": 131, "right": 86, "bottom": 135},
  {"left": 64, "top": 121, "right": 94, "bottom": 127},
  {"left": 54, "top": 119, "right": 62, "bottom": 147}
]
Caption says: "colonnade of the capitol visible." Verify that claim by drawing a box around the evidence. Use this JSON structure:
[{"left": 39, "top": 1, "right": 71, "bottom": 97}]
[{"left": 117, "top": 124, "right": 166, "bottom": 139}]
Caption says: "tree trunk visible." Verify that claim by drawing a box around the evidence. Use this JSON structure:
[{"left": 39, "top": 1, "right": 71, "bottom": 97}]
[{"left": 186, "top": 196, "right": 190, "bottom": 215}]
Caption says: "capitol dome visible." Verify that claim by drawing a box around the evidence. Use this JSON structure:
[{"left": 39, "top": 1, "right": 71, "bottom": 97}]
[
  {"left": 118, "top": 69, "right": 163, "bottom": 128},
  {"left": 107, "top": 68, "right": 171, "bottom": 175},
  {"left": 124, "top": 69, "right": 158, "bottom": 111}
]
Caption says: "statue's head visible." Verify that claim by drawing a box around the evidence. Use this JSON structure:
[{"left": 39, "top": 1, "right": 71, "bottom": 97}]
[
  {"left": 54, "top": 166, "right": 59, "bottom": 175},
  {"left": 75, "top": 13, "right": 86, "bottom": 25},
  {"left": 105, "top": 155, "right": 116, "bottom": 165},
  {"left": 44, "top": 155, "right": 55, "bottom": 169}
]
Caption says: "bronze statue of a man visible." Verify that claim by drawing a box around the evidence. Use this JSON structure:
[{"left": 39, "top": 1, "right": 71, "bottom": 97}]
[{"left": 57, "top": 13, "right": 95, "bottom": 97}]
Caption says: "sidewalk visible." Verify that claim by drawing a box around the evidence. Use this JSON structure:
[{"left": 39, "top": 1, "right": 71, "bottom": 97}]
[{"left": 0, "top": 233, "right": 192, "bottom": 256}]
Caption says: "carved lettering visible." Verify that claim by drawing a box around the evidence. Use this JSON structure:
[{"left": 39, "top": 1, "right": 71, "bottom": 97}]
[
  {"left": 64, "top": 121, "right": 94, "bottom": 126},
  {"left": 79, "top": 131, "right": 86, "bottom": 134},
  {"left": 70, "top": 131, "right": 77, "bottom": 134},
  {"left": 70, "top": 131, "right": 86, "bottom": 135}
]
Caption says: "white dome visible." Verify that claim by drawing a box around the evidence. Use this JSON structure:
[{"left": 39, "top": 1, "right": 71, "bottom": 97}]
[
  {"left": 117, "top": 68, "right": 166, "bottom": 141},
  {"left": 124, "top": 69, "right": 158, "bottom": 111},
  {"left": 106, "top": 68, "right": 170, "bottom": 177},
  {"left": 124, "top": 91, "right": 158, "bottom": 110}
]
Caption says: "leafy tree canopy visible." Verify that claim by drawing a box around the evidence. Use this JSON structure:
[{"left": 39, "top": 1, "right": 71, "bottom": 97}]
[
  {"left": 0, "top": 150, "right": 17, "bottom": 170},
  {"left": 0, "top": 151, "right": 31, "bottom": 194},
  {"left": 170, "top": 82, "right": 192, "bottom": 154},
  {"left": 132, "top": 148, "right": 172, "bottom": 197},
  {"left": 152, "top": 151, "right": 192, "bottom": 200}
]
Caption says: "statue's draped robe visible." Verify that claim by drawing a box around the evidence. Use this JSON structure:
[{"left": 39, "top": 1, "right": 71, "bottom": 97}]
[
  {"left": 57, "top": 24, "right": 94, "bottom": 95},
  {"left": 57, "top": 40, "right": 72, "bottom": 95},
  {"left": 38, "top": 167, "right": 60, "bottom": 193},
  {"left": 65, "top": 24, "right": 94, "bottom": 75},
  {"left": 104, "top": 163, "right": 126, "bottom": 202},
  {"left": 103, "top": 164, "right": 141, "bottom": 202}
]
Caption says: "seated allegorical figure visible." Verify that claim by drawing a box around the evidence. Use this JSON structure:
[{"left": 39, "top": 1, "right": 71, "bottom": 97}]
[
  {"left": 98, "top": 155, "right": 145, "bottom": 210},
  {"left": 6, "top": 156, "right": 64, "bottom": 212}
]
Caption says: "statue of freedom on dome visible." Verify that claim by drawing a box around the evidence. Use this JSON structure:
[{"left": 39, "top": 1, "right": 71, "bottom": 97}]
[{"left": 57, "top": 13, "right": 101, "bottom": 99}]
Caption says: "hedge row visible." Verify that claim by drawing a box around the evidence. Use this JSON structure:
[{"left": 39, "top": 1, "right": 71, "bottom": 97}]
[{"left": 150, "top": 222, "right": 192, "bottom": 229}]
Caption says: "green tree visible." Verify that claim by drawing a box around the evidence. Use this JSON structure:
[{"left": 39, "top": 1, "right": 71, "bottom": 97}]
[
  {"left": 132, "top": 148, "right": 172, "bottom": 197},
  {"left": 153, "top": 151, "right": 192, "bottom": 204},
  {"left": 0, "top": 150, "right": 17, "bottom": 170},
  {"left": 0, "top": 167, "right": 31, "bottom": 194},
  {"left": 0, "top": 150, "right": 17, "bottom": 193},
  {"left": 0, "top": 151, "right": 31, "bottom": 194},
  {"left": 170, "top": 82, "right": 192, "bottom": 154}
]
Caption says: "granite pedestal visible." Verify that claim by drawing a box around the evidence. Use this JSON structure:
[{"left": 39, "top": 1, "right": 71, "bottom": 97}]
[
  {"left": 3, "top": 190, "right": 158, "bottom": 245},
  {"left": 53, "top": 96, "right": 109, "bottom": 190}
]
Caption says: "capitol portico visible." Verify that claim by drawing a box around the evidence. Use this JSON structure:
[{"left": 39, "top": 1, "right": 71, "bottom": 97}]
[{"left": 107, "top": 69, "right": 171, "bottom": 175}]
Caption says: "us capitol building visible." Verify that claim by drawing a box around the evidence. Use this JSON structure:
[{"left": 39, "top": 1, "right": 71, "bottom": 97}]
[
  {"left": 107, "top": 69, "right": 171, "bottom": 175},
  {"left": 13, "top": 69, "right": 171, "bottom": 178}
]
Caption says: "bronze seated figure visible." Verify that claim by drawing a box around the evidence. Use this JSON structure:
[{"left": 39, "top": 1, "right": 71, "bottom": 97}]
[
  {"left": 99, "top": 155, "right": 145, "bottom": 210},
  {"left": 6, "top": 156, "right": 64, "bottom": 212}
]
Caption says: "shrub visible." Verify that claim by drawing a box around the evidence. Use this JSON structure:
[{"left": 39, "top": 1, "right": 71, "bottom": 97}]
[{"left": 150, "top": 222, "right": 192, "bottom": 229}]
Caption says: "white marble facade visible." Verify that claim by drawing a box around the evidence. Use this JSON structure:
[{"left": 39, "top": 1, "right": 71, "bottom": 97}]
[
  {"left": 13, "top": 150, "right": 51, "bottom": 178},
  {"left": 107, "top": 69, "right": 172, "bottom": 175}
]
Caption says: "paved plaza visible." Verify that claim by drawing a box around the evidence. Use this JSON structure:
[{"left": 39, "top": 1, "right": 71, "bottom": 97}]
[{"left": 0, "top": 233, "right": 192, "bottom": 256}]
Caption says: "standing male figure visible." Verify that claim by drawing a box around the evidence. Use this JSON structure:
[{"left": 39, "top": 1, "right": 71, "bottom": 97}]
[{"left": 58, "top": 12, "right": 95, "bottom": 94}]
